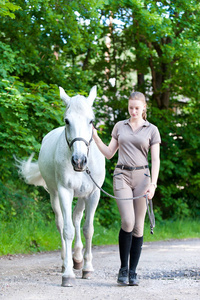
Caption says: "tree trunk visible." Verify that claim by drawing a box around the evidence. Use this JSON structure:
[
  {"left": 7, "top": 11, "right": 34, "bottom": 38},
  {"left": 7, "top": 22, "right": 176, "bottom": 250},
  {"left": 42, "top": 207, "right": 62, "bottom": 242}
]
[
  {"left": 137, "top": 73, "right": 144, "bottom": 86},
  {"left": 147, "top": 40, "right": 172, "bottom": 109},
  {"left": 149, "top": 57, "right": 171, "bottom": 109}
]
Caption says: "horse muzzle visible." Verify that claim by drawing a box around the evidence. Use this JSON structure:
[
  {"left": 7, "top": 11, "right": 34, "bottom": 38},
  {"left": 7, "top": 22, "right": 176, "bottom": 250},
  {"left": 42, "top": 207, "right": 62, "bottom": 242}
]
[{"left": 71, "top": 155, "right": 87, "bottom": 172}]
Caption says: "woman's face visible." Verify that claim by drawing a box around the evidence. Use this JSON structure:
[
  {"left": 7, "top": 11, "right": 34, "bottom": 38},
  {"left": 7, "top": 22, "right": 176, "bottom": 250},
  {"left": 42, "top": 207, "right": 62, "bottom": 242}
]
[{"left": 128, "top": 99, "right": 146, "bottom": 120}]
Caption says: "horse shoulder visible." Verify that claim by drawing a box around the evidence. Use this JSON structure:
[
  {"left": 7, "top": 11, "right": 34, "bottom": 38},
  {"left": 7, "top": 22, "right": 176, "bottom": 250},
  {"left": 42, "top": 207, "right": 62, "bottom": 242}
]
[
  {"left": 39, "top": 127, "right": 66, "bottom": 182},
  {"left": 41, "top": 126, "right": 65, "bottom": 145}
]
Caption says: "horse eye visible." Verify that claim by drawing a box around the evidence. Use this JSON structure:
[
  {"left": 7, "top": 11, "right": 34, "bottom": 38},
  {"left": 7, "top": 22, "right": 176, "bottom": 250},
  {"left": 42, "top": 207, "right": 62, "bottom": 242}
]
[{"left": 65, "top": 118, "right": 69, "bottom": 125}]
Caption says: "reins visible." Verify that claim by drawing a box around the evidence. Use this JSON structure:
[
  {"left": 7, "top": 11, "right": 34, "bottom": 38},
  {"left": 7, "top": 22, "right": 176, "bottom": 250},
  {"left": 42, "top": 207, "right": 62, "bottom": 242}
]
[{"left": 85, "top": 167, "right": 155, "bottom": 234}]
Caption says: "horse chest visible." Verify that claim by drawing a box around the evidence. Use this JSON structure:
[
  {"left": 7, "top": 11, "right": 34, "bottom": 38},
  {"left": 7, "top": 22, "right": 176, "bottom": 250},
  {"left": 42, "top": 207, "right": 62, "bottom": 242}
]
[{"left": 64, "top": 175, "right": 93, "bottom": 197}]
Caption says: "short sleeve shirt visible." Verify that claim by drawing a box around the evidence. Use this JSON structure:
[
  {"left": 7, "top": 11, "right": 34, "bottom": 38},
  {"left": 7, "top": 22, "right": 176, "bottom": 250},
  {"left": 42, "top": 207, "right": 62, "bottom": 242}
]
[{"left": 111, "top": 119, "right": 161, "bottom": 166}]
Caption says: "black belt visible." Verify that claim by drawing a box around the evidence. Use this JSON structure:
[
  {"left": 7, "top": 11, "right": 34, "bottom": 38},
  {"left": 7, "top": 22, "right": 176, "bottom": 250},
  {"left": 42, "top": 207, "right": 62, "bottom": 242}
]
[{"left": 116, "top": 164, "right": 149, "bottom": 171}]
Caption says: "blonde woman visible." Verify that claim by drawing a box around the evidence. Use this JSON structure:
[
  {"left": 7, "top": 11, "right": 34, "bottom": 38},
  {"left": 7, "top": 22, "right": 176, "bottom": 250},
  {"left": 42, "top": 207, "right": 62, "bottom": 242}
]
[{"left": 93, "top": 91, "right": 161, "bottom": 286}]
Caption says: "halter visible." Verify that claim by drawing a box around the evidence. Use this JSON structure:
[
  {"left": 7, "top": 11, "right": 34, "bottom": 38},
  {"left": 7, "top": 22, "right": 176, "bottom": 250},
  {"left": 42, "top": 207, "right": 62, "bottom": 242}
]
[{"left": 65, "top": 128, "right": 93, "bottom": 155}]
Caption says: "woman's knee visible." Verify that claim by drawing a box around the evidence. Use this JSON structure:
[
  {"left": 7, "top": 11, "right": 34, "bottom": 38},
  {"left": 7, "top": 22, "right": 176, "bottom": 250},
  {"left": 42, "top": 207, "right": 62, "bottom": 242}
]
[
  {"left": 132, "top": 224, "right": 144, "bottom": 237},
  {"left": 121, "top": 219, "right": 134, "bottom": 232}
]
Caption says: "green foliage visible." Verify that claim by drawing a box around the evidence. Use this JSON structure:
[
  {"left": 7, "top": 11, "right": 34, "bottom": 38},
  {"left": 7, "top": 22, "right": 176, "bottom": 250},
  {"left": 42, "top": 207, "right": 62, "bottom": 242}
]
[
  {"left": 97, "top": 0, "right": 200, "bottom": 107},
  {"left": 0, "top": 77, "right": 64, "bottom": 181},
  {"left": 0, "top": 0, "right": 103, "bottom": 88},
  {"left": 0, "top": 180, "right": 53, "bottom": 222},
  {"left": 0, "top": 42, "right": 19, "bottom": 78},
  {"left": 148, "top": 102, "right": 200, "bottom": 219},
  {"left": 0, "top": 0, "right": 21, "bottom": 19}
]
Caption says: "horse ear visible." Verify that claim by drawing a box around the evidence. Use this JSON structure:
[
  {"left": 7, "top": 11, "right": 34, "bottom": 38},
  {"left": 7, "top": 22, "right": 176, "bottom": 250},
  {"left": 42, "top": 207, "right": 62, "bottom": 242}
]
[
  {"left": 87, "top": 85, "right": 97, "bottom": 106},
  {"left": 59, "top": 87, "right": 70, "bottom": 106}
]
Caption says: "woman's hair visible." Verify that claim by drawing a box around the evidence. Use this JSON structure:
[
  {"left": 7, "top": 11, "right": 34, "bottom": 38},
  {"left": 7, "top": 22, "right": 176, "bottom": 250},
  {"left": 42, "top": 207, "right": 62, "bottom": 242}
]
[{"left": 129, "top": 91, "right": 147, "bottom": 120}]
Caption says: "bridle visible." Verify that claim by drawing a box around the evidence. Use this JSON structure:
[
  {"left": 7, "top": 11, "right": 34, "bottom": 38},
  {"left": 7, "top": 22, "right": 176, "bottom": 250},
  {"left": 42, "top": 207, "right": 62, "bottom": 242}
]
[{"left": 65, "top": 127, "right": 93, "bottom": 155}]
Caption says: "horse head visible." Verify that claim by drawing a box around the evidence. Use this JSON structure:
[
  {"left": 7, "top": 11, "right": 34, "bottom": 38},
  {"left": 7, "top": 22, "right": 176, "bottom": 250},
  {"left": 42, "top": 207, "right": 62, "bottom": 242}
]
[{"left": 59, "top": 86, "right": 97, "bottom": 172}]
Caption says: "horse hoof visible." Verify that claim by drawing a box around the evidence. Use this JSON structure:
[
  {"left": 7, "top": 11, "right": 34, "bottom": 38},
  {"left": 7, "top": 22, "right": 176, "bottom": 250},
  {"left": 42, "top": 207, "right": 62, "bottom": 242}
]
[
  {"left": 82, "top": 271, "right": 93, "bottom": 279},
  {"left": 61, "top": 276, "right": 75, "bottom": 287},
  {"left": 73, "top": 258, "right": 83, "bottom": 270}
]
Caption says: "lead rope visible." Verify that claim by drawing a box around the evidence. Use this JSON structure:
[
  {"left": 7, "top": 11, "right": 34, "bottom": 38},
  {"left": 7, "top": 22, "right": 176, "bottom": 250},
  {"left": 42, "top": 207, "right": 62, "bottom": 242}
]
[{"left": 85, "top": 167, "right": 155, "bottom": 234}]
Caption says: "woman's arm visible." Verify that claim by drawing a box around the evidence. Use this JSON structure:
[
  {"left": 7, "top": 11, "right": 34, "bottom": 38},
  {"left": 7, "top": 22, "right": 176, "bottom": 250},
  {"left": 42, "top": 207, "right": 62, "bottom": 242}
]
[
  {"left": 93, "top": 128, "right": 118, "bottom": 159},
  {"left": 145, "top": 143, "right": 160, "bottom": 199}
]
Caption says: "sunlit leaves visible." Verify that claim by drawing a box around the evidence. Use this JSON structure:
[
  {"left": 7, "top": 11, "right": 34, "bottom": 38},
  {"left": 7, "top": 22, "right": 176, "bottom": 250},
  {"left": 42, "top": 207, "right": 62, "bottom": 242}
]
[
  {"left": 0, "top": 78, "right": 64, "bottom": 181},
  {"left": 0, "top": 0, "right": 21, "bottom": 19}
]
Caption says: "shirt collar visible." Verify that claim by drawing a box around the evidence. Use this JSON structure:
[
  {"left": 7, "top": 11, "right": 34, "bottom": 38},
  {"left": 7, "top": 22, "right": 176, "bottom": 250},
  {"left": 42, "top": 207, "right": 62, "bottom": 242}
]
[{"left": 124, "top": 119, "right": 150, "bottom": 127}]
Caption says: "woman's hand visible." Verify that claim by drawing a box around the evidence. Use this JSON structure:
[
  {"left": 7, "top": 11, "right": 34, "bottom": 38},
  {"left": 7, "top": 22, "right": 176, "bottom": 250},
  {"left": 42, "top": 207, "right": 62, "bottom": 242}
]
[
  {"left": 92, "top": 128, "right": 119, "bottom": 160},
  {"left": 92, "top": 126, "right": 98, "bottom": 140},
  {"left": 145, "top": 184, "right": 156, "bottom": 199}
]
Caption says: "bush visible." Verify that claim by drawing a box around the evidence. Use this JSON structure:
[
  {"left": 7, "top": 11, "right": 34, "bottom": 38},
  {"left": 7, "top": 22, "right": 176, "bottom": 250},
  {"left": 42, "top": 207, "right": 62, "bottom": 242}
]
[
  {"left": 148, "top": 102, "right": 200, "bottom": 219},
  {"left": 0, "top": 78, "right": 65, "bottom": 181}
]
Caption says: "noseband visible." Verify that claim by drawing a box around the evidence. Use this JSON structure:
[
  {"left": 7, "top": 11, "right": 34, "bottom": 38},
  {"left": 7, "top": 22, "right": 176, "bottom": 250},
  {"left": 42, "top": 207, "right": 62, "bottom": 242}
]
[{"left": 65, "top": 128, "right": 93, "bottom": 155}]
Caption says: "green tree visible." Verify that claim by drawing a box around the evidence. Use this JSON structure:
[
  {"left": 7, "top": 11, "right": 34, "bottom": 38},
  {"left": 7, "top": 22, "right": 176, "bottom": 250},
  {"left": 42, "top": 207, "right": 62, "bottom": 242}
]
[
  {"left": 0, "top": 78, "right": 63, "bottom": 180},
  {"left": 96, "top": 0, "right": 200, "bottom": 108},
  {"left": 0, "top": 0, "right": 103, "bottom": 89},
  {"left": 0, "top": 0, "right": 20, "bottom": 18}
]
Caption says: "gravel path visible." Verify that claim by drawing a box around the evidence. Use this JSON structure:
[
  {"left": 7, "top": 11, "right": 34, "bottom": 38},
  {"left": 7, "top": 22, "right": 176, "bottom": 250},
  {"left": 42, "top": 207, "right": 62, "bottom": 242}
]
[{"left": 0, "top": 239, "right": 199, "bottom": 300}]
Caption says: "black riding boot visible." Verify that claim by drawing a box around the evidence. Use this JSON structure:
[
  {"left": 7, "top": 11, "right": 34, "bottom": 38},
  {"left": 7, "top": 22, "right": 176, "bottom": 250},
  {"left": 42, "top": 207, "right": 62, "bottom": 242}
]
[
  {"left": 117, "top": 228, "right": 132, "bottom": 285},
  {"left": 129, "top": 236, "right": 143, "bottom": 286}
]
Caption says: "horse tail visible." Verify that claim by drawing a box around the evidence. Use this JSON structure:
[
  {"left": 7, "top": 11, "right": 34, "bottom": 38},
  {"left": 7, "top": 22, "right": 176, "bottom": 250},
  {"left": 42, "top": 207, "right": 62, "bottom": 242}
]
[{"left": 15, "top": 153, "right": 48, "bottom": 191}]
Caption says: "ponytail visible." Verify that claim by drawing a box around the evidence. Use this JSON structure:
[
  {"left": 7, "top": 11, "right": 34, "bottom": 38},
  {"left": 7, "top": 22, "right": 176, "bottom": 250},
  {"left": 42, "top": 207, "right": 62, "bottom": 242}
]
[{"left": 142, "top": 109, "right": 147, "bottom": 121}]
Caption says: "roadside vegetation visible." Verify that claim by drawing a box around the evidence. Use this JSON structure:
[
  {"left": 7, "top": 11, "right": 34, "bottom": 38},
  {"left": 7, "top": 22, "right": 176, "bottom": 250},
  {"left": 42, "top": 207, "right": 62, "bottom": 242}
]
[{"left": 0, "top": 214, "right": 199, "bottom": 256}]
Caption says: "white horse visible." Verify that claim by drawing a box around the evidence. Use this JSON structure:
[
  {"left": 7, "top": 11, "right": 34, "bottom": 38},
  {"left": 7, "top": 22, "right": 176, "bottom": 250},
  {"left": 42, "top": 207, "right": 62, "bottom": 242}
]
[{"left": 17, "top": 86, "right": 105, "bottom": 287}]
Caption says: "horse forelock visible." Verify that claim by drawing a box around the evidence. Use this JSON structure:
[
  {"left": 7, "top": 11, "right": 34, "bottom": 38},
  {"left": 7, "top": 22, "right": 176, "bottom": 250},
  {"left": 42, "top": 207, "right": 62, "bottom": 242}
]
[{"left": 66, "top": 95, "right": 94, "bottom": 119}]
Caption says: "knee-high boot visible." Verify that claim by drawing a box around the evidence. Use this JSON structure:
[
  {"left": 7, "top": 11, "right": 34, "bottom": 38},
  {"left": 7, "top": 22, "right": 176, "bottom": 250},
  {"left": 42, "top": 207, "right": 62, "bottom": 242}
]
[
  {"left": 129, "top": 235, "right": 143, "bottom": 273},
  {"left": 118, "top": 228, "right": 132, "bottom": 269}
]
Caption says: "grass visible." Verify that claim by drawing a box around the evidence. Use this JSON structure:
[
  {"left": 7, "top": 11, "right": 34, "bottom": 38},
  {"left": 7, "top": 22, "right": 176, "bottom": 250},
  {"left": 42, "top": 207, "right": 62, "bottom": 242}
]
[
  {"left": 0, "top": 218, "right": 61, "bottom": 255},
  {"left": 0, "top": 218, "right": 199, "bottom": 256},
  {"left": 93, "top": 218, "right": 200, "bottom": 245},
  {"left": 143, "top": 218, "right": 200, "bottom": 241}
]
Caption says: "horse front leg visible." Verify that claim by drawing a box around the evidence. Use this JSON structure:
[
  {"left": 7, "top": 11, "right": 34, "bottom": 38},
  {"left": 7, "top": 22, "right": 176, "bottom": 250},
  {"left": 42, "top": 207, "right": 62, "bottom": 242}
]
[
  {"left": 49, "top": 190, "right": 65, "bottom": 272},
  {"left": 82, "top": 189, "right": 100, "bottom": 279},
  {"left": 72, "top": 198, "right": 85, "bottom": 270},
  {"left": 58, "top": 186, "right": 75, "bottom": 287}
]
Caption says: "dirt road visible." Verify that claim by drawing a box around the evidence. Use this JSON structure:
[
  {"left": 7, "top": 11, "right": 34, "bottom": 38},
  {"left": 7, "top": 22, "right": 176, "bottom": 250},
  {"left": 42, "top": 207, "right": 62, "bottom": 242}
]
[{"left": 0, "top": 239, "right": 199, "bottom": 300}]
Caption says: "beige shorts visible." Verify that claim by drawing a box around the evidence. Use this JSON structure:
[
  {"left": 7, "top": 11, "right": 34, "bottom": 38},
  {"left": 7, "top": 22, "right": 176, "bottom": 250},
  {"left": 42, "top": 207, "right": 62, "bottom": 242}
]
[{"left": 113, "top": 167, "right": 150, "bottom": 237}]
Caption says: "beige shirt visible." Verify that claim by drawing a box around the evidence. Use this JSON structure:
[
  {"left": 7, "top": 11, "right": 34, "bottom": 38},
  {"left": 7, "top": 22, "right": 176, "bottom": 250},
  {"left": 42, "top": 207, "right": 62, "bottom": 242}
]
[{"left": 111, "top": 119, "right": 161, "bottom": 166}]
